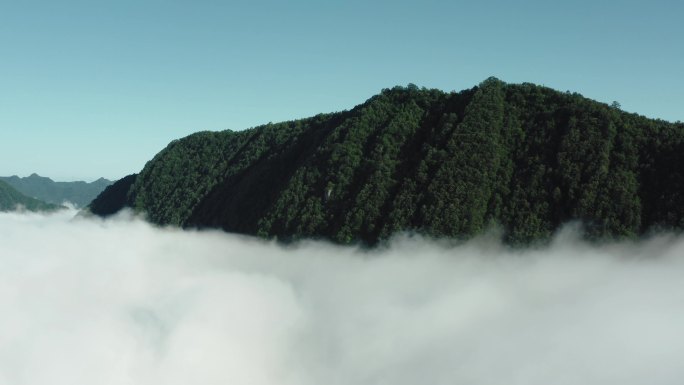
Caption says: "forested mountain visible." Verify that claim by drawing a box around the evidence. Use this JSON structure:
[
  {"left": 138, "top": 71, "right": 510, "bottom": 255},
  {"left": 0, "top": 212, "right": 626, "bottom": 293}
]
[
  {"left": 90, "top": 78, "right": 684, "bottom": 245},
  {"left": 0, "top": 174, "right": 111, "bottom": 207},
  {"left": 0, "top": 180, "right": 63, "bottom": 212}
]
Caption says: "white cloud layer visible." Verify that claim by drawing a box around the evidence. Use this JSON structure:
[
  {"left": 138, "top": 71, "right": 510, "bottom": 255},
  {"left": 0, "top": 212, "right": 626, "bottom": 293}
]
[{"left": 1, "top": 210, "right": 684, "bottom": 385}]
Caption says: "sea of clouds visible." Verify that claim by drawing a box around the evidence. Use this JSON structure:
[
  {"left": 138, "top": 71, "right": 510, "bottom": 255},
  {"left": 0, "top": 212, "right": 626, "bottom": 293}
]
[{"left": 1, "top": 209, "right": 684, "bottom": 385}]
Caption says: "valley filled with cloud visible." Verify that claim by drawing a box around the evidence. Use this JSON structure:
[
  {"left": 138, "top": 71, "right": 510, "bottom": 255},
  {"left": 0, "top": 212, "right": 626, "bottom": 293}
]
[{"left": 1, "top": 210, "right": 683, "bottom": 385}]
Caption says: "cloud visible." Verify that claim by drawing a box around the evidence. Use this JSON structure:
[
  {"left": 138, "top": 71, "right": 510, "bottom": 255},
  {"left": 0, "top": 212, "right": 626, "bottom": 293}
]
[{"left": 1, "top": 210, "right": 683, "bottom": 385}]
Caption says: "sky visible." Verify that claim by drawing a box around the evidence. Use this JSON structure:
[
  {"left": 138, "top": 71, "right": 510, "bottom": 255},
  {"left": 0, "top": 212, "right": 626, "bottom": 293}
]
[{"left": 0, "top": 0, "right": 682, "bottom": 181}]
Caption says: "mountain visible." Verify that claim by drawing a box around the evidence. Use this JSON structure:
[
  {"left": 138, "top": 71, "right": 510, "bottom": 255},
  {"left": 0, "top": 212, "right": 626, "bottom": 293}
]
[
  {"left": 90, "top": 78, "right": 684, "bottom": 245},
  {"left": 0, "top": 180, "right": 63, "bottom": 212},
  {"left": 0, "top": 174, "right": 112, "bottom": 207}
]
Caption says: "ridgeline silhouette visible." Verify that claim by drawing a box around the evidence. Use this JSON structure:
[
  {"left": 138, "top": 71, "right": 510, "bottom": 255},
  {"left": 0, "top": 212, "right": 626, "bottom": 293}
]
[{"left": 90, "top": 78, "right": 684, "bottom": 245}]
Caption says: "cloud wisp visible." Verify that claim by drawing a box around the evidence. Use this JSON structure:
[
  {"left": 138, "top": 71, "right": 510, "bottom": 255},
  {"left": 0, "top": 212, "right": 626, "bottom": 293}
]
[{"left": 1, "top": 210, "right": 683, "bottom": 385}]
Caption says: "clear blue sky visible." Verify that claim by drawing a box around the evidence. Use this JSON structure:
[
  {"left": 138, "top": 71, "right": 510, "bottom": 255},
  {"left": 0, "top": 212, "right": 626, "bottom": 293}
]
[{"left": 1, "top": 0, "right": 681, "bottom": 181}]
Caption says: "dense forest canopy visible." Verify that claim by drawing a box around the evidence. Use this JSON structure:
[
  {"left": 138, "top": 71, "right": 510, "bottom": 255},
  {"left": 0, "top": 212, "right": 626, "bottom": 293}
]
[{"left": 90, "top": 78, "right": 684, "bottom": 245}]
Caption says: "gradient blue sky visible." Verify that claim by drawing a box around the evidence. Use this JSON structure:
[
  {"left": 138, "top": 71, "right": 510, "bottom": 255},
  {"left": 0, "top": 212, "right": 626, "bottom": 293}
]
[{"left": 1, "top": 0, "right": 682, "bottom": 181}]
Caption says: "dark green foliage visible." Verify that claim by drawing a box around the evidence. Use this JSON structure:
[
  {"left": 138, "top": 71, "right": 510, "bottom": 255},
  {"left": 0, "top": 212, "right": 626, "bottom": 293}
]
[
  {"left": 0, "top": 174, "right": 112, "bottom": 207},
  {"left": 89, "top": 79, "right": 684, "bottom": 245},
  {"left": 87, "top": 174, "right": 137, "bottom": 216},
  {"left": 0, "top": 180, "right": 63, "bottom": 212}
]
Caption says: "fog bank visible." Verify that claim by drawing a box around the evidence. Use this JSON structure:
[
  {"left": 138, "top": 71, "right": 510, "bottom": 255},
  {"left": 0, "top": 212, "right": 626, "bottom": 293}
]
[{"left": 1, "top": 210, "right": 684, "bottom": 385}]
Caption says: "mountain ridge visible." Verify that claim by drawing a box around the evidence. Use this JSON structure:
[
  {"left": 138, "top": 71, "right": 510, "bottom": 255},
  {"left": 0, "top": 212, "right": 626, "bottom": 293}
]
[
  {"left": 1, "top": 174, "right": 112, "bottom": 207},
  {"left": 0, "top": 180, "right": 64, "bottom": 212},
  {"left": 90, "top": 78, "right": 684, "bottom": 245}
]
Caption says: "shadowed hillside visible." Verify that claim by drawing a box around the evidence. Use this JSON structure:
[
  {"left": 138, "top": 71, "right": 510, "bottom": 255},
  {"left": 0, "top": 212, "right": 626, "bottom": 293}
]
[{"left": 90, "top": 78, "right": 684, "bottom": 245}]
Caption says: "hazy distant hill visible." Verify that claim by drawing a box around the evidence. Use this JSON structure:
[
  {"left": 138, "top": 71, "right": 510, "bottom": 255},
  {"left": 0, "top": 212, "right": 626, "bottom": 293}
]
[
  {"left": 0, "top": 180, "right": 63, "bottom": 212},
  {"left": 1, "top": 174, "right": 111, "bottom": 207},
  {"left": 90, "top": 78, "right": 684, "bottom": 245}
]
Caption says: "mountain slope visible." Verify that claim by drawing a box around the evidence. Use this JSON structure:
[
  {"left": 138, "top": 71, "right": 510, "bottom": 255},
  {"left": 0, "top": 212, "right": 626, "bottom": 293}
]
[
  {"left": 0, "top": 180, "right": 63, "bottom": 212},
  {"left": 90, "top": 78, "right": 684, "bottom": 244},
  {"left": 0, "top": 174, "right": 112, "bottom": 207}
]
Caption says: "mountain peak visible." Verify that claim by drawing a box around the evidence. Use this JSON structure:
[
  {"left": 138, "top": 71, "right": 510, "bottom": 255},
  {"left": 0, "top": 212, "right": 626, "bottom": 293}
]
[
  {"left": 0, "top": 174, "right": 112, "bottom": 207},
  {"left": 27, "top": 173, "right": 53, "bottom": 182},
  {"left": 89, "top": 80, "right": 684, "bottom": 245}
]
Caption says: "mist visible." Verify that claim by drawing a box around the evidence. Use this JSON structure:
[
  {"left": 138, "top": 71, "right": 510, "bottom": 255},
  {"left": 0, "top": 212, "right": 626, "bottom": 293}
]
[{"left": 1, "top": 210, "right": 684, "bottom": 385}]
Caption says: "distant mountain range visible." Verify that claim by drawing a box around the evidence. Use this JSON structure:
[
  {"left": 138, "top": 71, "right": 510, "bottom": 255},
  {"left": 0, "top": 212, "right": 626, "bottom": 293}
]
[
  {"left": 0, "top": 180, "right": 63, "bottom": 212},
  {"left": 0, "top": 174, "right": 112, "bottom": 207},
  {"left": 90, "top": 78, "right": 684, "bottom": 245}
]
